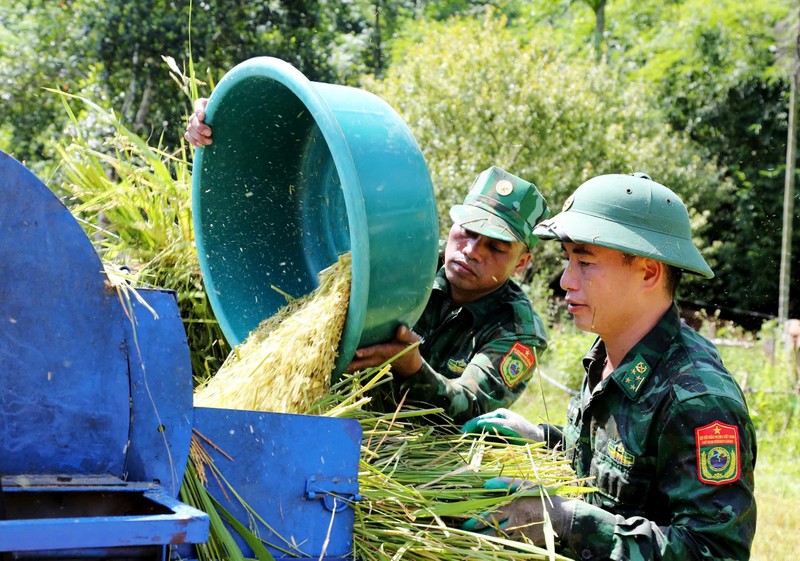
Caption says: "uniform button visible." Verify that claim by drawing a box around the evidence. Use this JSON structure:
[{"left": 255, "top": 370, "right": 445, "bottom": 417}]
[{"left": 581, "top": 549, "right": 593, "bottom": 559}]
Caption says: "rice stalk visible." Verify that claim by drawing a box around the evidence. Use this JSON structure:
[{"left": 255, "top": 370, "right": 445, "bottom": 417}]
[
  {"left": 193, "top": 252, "right": 351, "bottom": 413},
  {"left": 49, "top": 88, "right": 229, "bottom": 380},
  {"left": 317, "top": 376, "right": 590, "bottom": 561}
]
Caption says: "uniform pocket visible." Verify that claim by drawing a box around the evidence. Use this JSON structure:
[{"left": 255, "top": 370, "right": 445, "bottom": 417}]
[
  {"left": 562, "top": 396, "right": 582, "bottom": 455},
  {"left": 591, "top": 444, "right": 655, "bottom": 515}
]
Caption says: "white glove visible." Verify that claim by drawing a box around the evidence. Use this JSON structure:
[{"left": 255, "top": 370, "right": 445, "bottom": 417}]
[{"left": 461, "top": 408, "right": 545, "bottom": 442}]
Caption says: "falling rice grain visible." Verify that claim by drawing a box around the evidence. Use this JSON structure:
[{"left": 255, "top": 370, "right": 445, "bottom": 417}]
[{"left": 194, "top": 252, "right": 351, "bottom": 413}]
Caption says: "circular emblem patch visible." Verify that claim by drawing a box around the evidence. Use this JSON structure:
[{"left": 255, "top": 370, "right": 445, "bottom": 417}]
[
  {"left": 707, "top": 447, "right": 731, "bottom": 471},
  {"left": 496, "top": 180, "right": 513, "bottom": 196},
  {"left": 562, "top": 194, "right": 574, "bottom": 211}
]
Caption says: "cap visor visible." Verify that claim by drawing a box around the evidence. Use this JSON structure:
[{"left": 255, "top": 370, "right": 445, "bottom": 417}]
[{"left": 450, "top": 205, "right": 523, "bottom": 243}]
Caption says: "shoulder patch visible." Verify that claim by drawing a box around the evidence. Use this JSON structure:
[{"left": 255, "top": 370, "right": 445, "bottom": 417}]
[
  {"left": 500, "top": 342, "right": 536, "bottom": 388},
  {"left": 695, "top": 421, "right": 741, "bottom": 485}
]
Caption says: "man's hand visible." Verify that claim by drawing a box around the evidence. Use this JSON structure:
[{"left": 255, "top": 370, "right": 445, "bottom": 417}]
[
  {"left": 462, "top": 477, "right": 576, "bottom": 546},
  {"left": 460, "top": 408, "right": 545, "bottom": 442},
  {"left": 184, "top": 98, "right": 213, "bottom": 147},
  {"left": 346, "top": 325, "right": 422, "bottom": 377}
]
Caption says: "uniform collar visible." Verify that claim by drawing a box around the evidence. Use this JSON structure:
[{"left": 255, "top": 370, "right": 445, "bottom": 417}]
[{"left": 584, "top": 304, "right": 682, "bottom": 401}]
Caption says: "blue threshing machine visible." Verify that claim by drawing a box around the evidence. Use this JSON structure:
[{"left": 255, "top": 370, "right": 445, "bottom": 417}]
[{"left": 0, "top": 149, "right": 362, "bottom": 560}]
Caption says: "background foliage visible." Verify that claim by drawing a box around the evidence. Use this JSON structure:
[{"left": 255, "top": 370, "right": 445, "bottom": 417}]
[
  {"left": 362, "top": 14, "right": 729, "bottom": 288},
  {"left": 2, "top": 0, "right": 797, "bottom": 324},
  {"left": 3, "top": 1, "right": 799, "bottom": 558}
]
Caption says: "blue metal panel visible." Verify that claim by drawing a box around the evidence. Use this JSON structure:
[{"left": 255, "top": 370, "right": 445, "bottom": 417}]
[
  {"left": 123, "top": 289, "right": 194, "bottom": 497},
  {"left": 0, "top": 477, "right": 209, "bottom": 551},
  {"left": 192, "top": 408, "right": 362, "bottom": 559},
  {"left": 0, "top": 150, "right": 129, "bottom": 476}
]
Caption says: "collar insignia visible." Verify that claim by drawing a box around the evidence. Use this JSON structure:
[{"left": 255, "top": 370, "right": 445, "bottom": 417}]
[{"left": 619, "top": 353, "right": 651, "bottom": 399}]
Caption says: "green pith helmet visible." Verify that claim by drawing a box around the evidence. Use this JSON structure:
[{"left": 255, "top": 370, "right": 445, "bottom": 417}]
[
  {"left": 449, "top": 166, "right": 550, "bottom": 249},
  {"left": 533, "top": 172, "right": 714, "bottom": 278}
]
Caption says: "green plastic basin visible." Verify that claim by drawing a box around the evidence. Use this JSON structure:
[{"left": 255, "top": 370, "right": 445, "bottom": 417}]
[{"left": 192, "top": 57, "right": 439, "bottom": 378}]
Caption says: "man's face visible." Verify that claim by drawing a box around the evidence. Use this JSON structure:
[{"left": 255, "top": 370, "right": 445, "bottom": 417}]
[
  {"left": 560, "top": 242, "right": 646, "bottom": 339},
  {"left": 444, "top": 224, "right": 531, "bottom": 304}
]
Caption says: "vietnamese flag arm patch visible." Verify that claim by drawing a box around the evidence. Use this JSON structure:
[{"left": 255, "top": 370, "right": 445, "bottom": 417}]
[{"left": 499, "top": 341, "right": 536, "bottom": 388}]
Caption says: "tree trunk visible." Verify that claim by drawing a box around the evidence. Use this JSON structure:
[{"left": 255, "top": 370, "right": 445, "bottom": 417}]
[
  {"left": 374, "top": 0, "right": 383, "bottom": 75},
  {"left": 779, "top": 9, "right": 799, "bottom": 324},
  {"left": 593, "top": 0, "right": 606, "bottom": 63},
  {"left": 134, "top": 75, "right": 153, "bottom": 134}
]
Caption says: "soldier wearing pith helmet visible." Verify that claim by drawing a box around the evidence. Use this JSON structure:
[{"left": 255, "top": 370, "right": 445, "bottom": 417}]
[
  {"left": 535, "top": 171, "right": 713, "bottom": 278},
  {"left": 349, "top": 165, "right": 551, "bottom": 424},
  {"left": 463, "top": 172, "right": 757, "bottom": 560}
]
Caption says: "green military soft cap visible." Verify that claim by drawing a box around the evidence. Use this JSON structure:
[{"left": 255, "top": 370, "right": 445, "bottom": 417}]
[
  {"left": 449, "top": 166, "right": 550, "bottom": 249},
  {"left": 533, "top": 172, "right": 714, "bottom": 278}
]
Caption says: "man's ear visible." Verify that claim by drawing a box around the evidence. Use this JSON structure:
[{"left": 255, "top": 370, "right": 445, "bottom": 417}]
[
  {"left": 641, "top": 257, "right": 664, "bottom": 290},
  {"left": 513, "top": 250, "right": 533, "bottom": 275}
]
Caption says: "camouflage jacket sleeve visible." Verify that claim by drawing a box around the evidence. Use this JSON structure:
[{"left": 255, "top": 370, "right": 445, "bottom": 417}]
[
  {"left": 396, "top": 331, "right": 545, "bottom": 425},
  {"left": 559, "top": 392, "right": 757, "bottom": 561}
]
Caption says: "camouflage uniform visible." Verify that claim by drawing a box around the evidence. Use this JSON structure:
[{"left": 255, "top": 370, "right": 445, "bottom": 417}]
[
  {"left": 396, "top": 266, "right": 548, "bottom": 425},
  {"left": 370, "top": 166, "right": 550, "bottom": 424},
  {"left": 464, "top": 173, "right": 758, "bottom": 558},
  {"left": 544, "top": 304, "right": 757, "bottom": 560}
]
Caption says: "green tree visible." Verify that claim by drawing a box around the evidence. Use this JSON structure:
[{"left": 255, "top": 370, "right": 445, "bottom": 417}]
[
  {"left": 364, "top": 14, "right": 725, "bottom": 284},
  {"left": 619, "top": 0, "right": 797, "bottom": 323},
  {"left": 0, "top": 0, "right": 410, "bottom": 169},
  {"left": 579, "top": 0, "right": 607, "bottom": 62},
  {"left": 501, "top": 0, "right": 796, "bottom": 323},
  {"left": 0, "top": 1, "right": 100, "bottom": 173},
  {"left": 92, "top": 0, "right": 355, "bottom": 136}
]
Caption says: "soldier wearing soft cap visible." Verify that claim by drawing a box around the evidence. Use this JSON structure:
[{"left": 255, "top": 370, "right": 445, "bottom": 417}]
[{"left": 348, "top": 165, "right": 551, "bottom": 423}]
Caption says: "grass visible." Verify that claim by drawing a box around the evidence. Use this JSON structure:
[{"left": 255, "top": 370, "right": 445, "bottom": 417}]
[
  {"left": 514, "top": 320, "right": 800, "bottom": 560},
  {"left": 750, "top": 432, "right": 800, "bottom": 561}
]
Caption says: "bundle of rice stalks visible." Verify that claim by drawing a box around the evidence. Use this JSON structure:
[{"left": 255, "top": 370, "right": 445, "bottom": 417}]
[
  {"left": 321, "top": 371, "right": 591, "bottom": 561},
  {"left": 51, "top": 89, "right": 229, "bottom": 379},
  {"left": 193, "top": 252, "right": 351, "bottom": 413},
  {"left": 186, "top": 251, "right": 588, "bottom": 561},
  {"left": 188, "top": 369, "right": 589, "bottom": 561}
]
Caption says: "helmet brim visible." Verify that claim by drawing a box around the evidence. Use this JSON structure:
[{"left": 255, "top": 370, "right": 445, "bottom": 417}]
[{"left": 534, "top": 211, "right": 714, "bottom": 278}]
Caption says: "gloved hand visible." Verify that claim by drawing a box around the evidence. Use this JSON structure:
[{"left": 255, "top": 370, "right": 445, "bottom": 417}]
[
  {"left": 460, "top": 408, "right": 545, "bottom": 442},
  {"left": 462, "top": 477, "right": 576, "bottom": 546}
]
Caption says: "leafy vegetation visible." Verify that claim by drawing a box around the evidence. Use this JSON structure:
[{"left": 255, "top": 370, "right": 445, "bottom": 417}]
[
  {"left": 363, "top": 14, "right": 728, "bottom": 282},
  {"left": 2, "top": 1, "right": 799, "bottom": 557}
]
